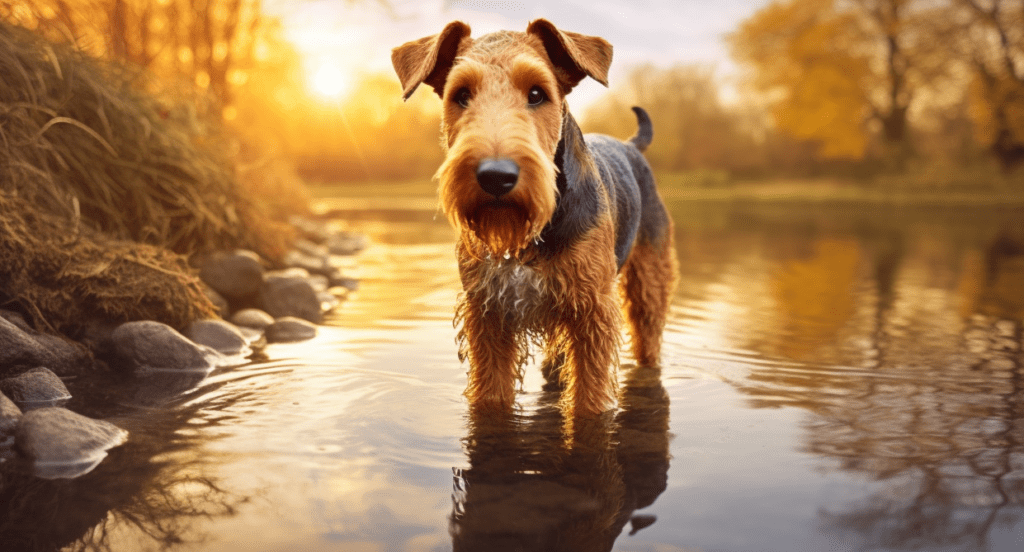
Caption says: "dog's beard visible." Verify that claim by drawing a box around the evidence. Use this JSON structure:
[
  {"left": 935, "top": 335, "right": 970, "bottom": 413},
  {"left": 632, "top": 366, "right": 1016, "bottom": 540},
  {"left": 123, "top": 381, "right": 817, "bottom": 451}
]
[
  {"left": 464, "top": 201, "right": 535, "bottom": 256},
  {"left": 435, "top": 138, "right": 557, "bottom": 258}
]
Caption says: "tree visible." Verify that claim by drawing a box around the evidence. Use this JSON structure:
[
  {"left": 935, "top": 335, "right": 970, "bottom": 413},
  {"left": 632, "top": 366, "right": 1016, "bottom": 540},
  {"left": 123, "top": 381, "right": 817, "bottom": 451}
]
[
  {"left": 730, "top": 0, "right": 943, "bottom": 163},
  {"left": 1, "top": 0, "right": 265, "bottom": 111},
  {"left": 953, "top": 0, "right": 1024, "bottom": 171},
  {"left": 582, "top": 64, "right": 763, "bottom": 175}
]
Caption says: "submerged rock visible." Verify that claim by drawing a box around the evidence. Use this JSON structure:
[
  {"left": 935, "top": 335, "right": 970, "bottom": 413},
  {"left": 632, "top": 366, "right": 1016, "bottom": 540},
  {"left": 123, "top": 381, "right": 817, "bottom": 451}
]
[
  {"left": 1, "top": 392, "right": 21, "bottom": 435},
  {"left": 231, "top": 308, "right": 275, "bottom": 330},
  {"left": 199, "top": 249, "right": 264, "bottom": 299},
  {"left": 265, "top": 317, "right": 318, "bottom": 343},
  {"left": 0, "top": 367, "right": 71, "bottom": 409},
  {"left": 260, "top": 274, "right": 323, "bottom": 324},
  {"left": 186, "top": 319, "right": 250, "bottom": 356},
  {"left": 15, "top": 407, "right": 128, "bottom": 479},
  {"left": 110, "top": 320, "right": 216, "bottom": 374}
]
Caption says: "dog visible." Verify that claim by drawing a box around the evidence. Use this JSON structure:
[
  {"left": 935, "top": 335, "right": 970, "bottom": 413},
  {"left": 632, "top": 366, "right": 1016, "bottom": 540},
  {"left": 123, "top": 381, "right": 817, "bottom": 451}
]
[{"left": 392, "top": 19, "right": 676, "bottom": 417}]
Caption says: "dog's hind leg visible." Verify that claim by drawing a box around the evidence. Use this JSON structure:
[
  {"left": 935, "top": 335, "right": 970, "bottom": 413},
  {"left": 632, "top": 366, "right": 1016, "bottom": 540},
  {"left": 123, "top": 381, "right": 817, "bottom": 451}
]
[{"left": 619, "top": 220, "right": 677, "bottom": 367}]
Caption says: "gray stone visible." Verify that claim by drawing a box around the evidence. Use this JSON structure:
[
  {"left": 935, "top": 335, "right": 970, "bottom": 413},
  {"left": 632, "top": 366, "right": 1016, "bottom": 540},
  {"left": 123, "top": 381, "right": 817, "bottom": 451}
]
[
  {"left": 0, "top": 317, "right": 90, "bottom": 377},
  {"left": 203, "top": 284, "right": 230, "bottom": 317},
  {"left": 199, "top": 249, "right": 264, "bottom": 299},
  {"left": 230, "top": 308, "right": 275, "bottom": 330},
  {"left": 0, "top": 367, "right": 71, "bottom": 409},
  {"left": 266, "top": 267, "right": 311, "bottom": 279},
  {"left": 185, "top": 319, "right": 250, "bottom": 356},
  {"left": 327, "top": 271, "right": 360, "bottom": 292},
  {"left": 282, "top": 249, "right": 330, "bottom": 275},
  {"left": 318, "top": 291, "right": 340, "bottom": 313},
  {"left": 236, "top": 326, "right": 264, "bottom": 343},
  {"left": 15, "top": 407, "right": 128, "bottom": 479},
  {"left": 326, "top": 231, "right": 368, "bottom": 255},
  {"left": 265, "top": 317, "right": 318, "bottom": 343},
  {"left": 307, "top": 274, "right": 329, "bottom": 293},
  {"left": 0, "top": 309, "right": 32, "bottom": 332},
  {"left": 260, "top": 275, "right": 323, "bottom": 324},
  {"left": 111, "top": 321, "right": 216, "bottom": 374},
  {"left": 1, "top": 392, "right": 21, "bottom": 435},
  {"left": 1, "top": 316, "right": 48, "bottom": 371},
  {"left": 288, "top": 215, "right": 332, "bottom": 242},
  {"left": 294, "top": 238, "right": 328, "bottom": 258}
]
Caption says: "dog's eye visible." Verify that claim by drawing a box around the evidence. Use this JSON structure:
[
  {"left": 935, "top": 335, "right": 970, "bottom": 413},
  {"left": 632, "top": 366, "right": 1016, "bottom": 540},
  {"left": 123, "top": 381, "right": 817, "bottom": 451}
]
[
  {"left": 453, "top": 88, "right": 472, "bottom": 108},
  {"left": 527, "top": 86, "right": 547, "bottom": 107}
]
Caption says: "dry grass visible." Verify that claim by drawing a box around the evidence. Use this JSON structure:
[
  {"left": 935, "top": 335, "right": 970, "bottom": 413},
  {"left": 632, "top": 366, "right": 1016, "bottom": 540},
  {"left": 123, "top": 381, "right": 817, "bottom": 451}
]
[
  {"left": 0, "top": 21, "right": 303, "bottom": 334},
  {"left": 0, "top": 21, "right": 262, "bottom": 255}
]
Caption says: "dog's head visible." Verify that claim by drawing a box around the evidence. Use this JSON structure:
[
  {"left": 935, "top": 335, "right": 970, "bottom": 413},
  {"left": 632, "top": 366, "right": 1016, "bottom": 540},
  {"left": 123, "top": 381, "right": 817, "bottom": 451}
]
[{"left": 392, "top": 20, "right": 612, "bottom": 257}]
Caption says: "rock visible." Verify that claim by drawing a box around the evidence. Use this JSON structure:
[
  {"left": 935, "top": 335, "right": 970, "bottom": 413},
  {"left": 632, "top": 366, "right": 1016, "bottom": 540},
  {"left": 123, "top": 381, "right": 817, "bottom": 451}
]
[
  {"left": 326, "top": 231, "right": 368, "bottom": 255},
  {"left": 15, "top": 407, "right": 128, "bottom": 479},
  {"left": 1, "top": 392, "right": 21, "bottom": 436},
  {"left": 110, "top": 321, "right": 216, "bottom": 374},
  {"left": 282, "top": 249, "right": 330, "bottom": 275},
  {"left": 230, "top": 308, "right": 275, "bottom": 330},
  {"left": 199, "top": 249, "right": 264, "bottom": 299},
  {"left": 265, "top": 317, "right": 318, "bottom": 343},
  {"left": 266, "top": 267, "right": 311, "bottom": 279},
  {"left": 294, "top": 238, "right": 328, "bottom": 258},
  {"left": 288, "top": 215, "right": 332, "bottom": 242},
  {"left": 236, "top": 326, "right": 264, "bottom": 344},
  {"left": 1, "top": 316, "right": 49, "bottom": 371},
  {"left": 260, "top": 275, "right": 323, "bottom": 324},
  {"left": 0, "top": 309, "right": 32, "bottom": 332},
  {"left": 327, "top": 270, "right": 360, "bottom": 292},
  {"left": 185, "top": 319, "right": 250, "bottom": 356},
  {"left": 318, "top": 291, "right": 340, "bottom": 313},
  {"left": 203, "top": 284, "right": 230, "bottom": 317},
  {"left": 328, "top": 286, "right": 352, "bottom": 301},
  {"left": 0, "top": 317, "right": 90, "bottom": 377},
  {"left": 0, "top": 367, "right": 71, "bottom": 409},
  {"left": 308, "top": 274, "right": 329, "bottom": 293}
]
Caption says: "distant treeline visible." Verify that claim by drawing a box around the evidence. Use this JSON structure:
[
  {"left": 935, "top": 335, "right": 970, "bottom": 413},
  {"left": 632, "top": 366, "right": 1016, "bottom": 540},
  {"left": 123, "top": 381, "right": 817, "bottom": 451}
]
[{"left": 4, "top": 0, "right": 1022, "bottom": 187}]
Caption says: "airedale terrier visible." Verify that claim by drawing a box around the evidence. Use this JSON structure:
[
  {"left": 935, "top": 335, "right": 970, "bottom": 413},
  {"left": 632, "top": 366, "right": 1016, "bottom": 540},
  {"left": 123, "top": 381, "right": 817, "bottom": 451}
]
[{"left": 392, "top": 19, "right": 677, "bottom": 417}]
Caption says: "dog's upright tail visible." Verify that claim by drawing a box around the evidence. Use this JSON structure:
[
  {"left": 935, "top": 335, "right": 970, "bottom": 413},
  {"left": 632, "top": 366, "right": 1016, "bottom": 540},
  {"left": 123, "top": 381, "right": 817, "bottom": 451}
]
[{"left": 628, "top": 106, "right": 653, "bottom": 152}]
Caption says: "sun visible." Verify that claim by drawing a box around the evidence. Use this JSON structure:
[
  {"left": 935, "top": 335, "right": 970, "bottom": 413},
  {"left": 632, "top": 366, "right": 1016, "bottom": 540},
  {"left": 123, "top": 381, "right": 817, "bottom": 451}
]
[{"left": 310, "top": 61, "right": 351, "bottom": 99}]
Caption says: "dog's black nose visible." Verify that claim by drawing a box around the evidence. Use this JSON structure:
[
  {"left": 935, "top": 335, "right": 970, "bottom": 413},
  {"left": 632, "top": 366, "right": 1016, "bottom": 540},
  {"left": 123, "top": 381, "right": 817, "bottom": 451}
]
[{"left": 476, "top": 158, "right": 519, "bottom": 197}]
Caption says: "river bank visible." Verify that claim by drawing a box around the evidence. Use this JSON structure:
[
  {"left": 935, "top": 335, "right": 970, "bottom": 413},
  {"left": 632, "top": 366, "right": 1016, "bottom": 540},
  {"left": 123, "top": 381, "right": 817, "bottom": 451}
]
[{"left": 0, "top": 21, "right": 360, "bottom": 480}]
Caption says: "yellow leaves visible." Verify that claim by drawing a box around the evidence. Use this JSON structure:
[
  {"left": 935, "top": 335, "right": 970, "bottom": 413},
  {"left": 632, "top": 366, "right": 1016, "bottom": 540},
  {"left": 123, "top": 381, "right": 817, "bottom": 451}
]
[{"left": 730, "top": 0, "right": 881, "bottom": 159}]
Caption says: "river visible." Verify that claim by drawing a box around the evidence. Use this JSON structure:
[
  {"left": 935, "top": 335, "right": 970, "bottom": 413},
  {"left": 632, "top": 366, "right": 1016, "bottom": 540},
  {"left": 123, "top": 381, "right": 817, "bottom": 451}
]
[{"left": 2, "top": 191, "right": 1023, "bottom": 552}]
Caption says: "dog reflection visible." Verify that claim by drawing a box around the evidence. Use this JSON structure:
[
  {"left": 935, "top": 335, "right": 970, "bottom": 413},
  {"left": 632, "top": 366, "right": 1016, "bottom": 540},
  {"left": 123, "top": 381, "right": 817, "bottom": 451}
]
[{"left": 450, "top": 365, "right": 670, "bottom": 551}]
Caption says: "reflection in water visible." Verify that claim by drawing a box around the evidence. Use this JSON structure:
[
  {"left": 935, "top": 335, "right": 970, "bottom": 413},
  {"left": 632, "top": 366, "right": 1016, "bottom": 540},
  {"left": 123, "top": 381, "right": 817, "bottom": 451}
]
[
  {"left": 0, "top": 384, "right": 247, "bottom": 552},
  {"left": 701, "top": 206, "right": 1024, "bottom": 551},
  {"left": 451, "top": 365, "right": 669, "bottom": 551}
]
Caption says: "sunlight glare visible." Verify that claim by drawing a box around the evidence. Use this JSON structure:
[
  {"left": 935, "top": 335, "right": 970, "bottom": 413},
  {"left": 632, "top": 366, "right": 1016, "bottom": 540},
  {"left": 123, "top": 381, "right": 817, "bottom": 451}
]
[{"left": 311, "top": 62, "right": 351, "bottom": 99}]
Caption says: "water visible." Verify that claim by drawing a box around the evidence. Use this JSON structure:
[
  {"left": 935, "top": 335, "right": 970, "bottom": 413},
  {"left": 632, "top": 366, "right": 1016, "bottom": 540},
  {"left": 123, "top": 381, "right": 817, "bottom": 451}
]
[{"left": 2, "top": 193, "right": 1023, "bottom": 552}]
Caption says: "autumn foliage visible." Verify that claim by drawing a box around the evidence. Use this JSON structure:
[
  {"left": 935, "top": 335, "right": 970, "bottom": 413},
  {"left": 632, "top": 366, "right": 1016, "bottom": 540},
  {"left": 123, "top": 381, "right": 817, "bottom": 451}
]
[{"left": 728, "top": 0, "right": 1024, "bottom": 175}]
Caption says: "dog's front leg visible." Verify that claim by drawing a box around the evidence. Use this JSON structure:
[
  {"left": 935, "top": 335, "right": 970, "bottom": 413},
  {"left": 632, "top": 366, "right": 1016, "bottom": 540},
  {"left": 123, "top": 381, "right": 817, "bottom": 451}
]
[{"left": 459, "top": 292, "right": 521, "bottom": 413}]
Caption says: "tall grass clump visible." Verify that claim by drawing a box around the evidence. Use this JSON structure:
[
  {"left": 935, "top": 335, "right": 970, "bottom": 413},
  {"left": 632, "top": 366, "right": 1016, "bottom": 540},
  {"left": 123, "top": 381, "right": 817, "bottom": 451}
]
[{"left": 0, "top": 21, "right": 302, "bottom": 334}]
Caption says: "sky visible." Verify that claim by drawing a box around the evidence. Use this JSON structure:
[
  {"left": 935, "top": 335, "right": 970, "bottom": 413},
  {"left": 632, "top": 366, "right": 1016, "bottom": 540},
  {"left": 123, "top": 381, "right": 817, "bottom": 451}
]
[{"left": 264, "top": 0, "right": 774, "bottom": 108}]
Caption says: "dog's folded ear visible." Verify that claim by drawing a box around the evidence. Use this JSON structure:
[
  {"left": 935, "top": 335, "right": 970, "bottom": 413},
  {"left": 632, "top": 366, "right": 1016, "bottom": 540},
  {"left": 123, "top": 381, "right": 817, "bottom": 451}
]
[
  {"left": 526, "top": 19, "right": 612, "bottom": 92},
  {"left": 392, "top": 21, "right": 472, "bottom": 100}
]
